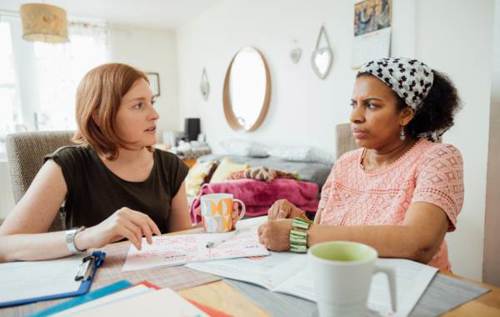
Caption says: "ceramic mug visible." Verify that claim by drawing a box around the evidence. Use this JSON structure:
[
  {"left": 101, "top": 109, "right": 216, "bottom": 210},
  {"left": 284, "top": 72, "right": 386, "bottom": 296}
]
[
  {"left": 308, "top": 241, "right": 397, "bottom": 317},
  {"left": 200, "top": 193, "right": 246, "bottom": 233}
]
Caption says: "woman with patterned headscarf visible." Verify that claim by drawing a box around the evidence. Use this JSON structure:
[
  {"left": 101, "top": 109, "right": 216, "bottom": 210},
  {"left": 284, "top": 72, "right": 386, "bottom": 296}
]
[{"left": 259, "top": 57, "right": 464, "bottom": 271}]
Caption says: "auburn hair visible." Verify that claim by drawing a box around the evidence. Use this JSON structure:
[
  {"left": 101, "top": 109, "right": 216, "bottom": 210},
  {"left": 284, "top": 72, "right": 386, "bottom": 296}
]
[{"left": 73, "top": 63, "right": 149, "bottom": 160}]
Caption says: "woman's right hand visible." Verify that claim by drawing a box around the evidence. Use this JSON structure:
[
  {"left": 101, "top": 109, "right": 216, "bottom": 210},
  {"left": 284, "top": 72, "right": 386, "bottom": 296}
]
[
  {"left": 75, "top": 207, "right": 161, "bottom": 251},
  {"left": 268, "top": 199, "right": 305, "bottom": 220}
]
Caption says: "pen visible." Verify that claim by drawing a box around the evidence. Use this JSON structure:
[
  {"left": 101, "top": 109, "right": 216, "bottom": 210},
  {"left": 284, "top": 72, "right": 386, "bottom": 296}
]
[{"left": 205, "top": 239, "right": 228, "bottom": 249}]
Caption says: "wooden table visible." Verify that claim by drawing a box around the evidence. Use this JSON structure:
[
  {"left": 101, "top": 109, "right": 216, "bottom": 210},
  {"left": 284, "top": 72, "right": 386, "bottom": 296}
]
[
  {"left": 182, "top": 278, "right": 500, "bottom": 317},
  {"left": 2, "top": 239, "right": 500, "bottom": 317},
  {"left": 437, "top": 272, "right": 500, "bottom": 317}
]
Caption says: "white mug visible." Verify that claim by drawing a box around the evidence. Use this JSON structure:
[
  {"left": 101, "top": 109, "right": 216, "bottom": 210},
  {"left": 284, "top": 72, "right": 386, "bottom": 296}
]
[{"left": 308, "top": 241, "right": 397, "bottom": 317}]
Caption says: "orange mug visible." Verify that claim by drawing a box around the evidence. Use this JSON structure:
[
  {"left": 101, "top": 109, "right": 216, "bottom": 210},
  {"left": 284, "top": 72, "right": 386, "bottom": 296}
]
[{"left": 200, "top": 193, "right": 246, "bottom": 233}]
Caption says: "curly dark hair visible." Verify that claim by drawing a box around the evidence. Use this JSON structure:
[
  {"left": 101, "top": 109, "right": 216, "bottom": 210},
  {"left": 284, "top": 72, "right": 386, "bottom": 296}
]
[{"left": 358, "top": 70, "right": 461, "bottom": 141}]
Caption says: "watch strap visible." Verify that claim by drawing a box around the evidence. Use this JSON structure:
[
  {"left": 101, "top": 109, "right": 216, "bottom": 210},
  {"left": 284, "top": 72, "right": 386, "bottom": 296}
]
[{"left": 65, "top": 226, "right": 86, "bottom": 254}]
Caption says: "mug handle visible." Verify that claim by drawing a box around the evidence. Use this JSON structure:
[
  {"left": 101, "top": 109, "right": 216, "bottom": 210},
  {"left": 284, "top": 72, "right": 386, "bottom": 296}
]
[
  {"left": 233, "top": 199, "right": 246, "bottom": 219},
  {"left": 374, "top": 265, "right": 397, "bottom": 313}
]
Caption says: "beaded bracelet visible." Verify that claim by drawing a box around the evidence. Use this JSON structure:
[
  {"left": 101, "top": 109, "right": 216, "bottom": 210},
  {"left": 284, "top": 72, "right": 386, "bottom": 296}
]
[{"left": 289, "top": 216, "right": 313, "bottom": 253}]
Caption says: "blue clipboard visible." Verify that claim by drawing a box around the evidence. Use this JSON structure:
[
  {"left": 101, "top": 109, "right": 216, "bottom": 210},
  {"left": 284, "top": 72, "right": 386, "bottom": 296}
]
[{"left": 0, "top": 251, "right": 106, "bottom": 308}]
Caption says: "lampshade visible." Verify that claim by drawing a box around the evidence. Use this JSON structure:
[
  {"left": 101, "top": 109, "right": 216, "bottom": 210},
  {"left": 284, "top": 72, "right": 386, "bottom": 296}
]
[{"left": 20, "top": 3, "right": 69, "bottom": 43}]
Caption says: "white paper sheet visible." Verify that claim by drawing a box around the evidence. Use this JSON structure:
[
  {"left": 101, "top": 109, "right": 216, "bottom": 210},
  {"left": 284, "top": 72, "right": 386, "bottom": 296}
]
[
  {"left": 0, "top": 255, "right": 85, "bottom": 304},
  {"left": 71, "top": 288, "right": 207, "bottom": 317},
  {"left": 122, "top": 219, "right": 269, "bottom": 272},
  {"left": 54, "top": 285, "right": 153, "bottom": 317},
  {"left": 187, "top": 253, "right": 437, "bottom": 317}
]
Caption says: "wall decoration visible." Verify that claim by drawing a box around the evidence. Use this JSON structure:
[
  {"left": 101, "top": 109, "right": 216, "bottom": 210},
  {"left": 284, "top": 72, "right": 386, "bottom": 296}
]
[
  {"left": 290, "top": 40, "right": 302, "bottom": 64},
  {"left": 223, "top": 47, "right": 271, "bottom": 132},
  {"left": 200, "top": 68, "right": 210, "bottom": 101},
  {"left": 352, "top": 0, "right": 392, "bottom": 69},
  {"left": 146, "top": 72, "right": 160, "bottom": 97},
  {"left": 311, "top": 25, "right": 333, "bottom": 80}
]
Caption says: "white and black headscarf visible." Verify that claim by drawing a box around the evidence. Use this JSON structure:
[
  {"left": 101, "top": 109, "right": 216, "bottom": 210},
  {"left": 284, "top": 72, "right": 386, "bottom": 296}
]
[{"left": 358, "top": 57, "right": 434, "bottom": 112}]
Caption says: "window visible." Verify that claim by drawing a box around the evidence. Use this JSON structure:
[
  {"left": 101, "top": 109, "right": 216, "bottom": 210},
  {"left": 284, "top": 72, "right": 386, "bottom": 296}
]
[
  {"left": 0, "top": 16, "right": 109, "bottom": 157},
  {"left": 0, "top": 21, "right": 21, "bottom": 155},
  {"left": 34, "top": 23, "right": 109, "bottom": 131}
]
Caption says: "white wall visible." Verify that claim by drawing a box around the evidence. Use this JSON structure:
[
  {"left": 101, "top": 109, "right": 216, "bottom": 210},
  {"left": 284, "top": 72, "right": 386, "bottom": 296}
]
[
  {"left": 177, "top": 0, "right": 355, "bottom": 153},
  {"left": 109, "top": 25, "right": 180, "bottom": 135},
  {"left": 415, "top": 0, "right": 494, "bottom": 280},
  {"left": 177, "top": 0, "right": 418, "bottom": 153},
  {"left": 484, "top": 0, "right": 500, "bottom": 286},
  {"left": 176, "top": 0, "right": 495, "bottom": 280}
]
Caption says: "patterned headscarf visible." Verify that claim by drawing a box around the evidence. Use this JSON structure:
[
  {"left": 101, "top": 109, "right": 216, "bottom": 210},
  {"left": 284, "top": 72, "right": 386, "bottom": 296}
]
[{"left": 358, "top": 57, "right": 434, "bottom": 112}]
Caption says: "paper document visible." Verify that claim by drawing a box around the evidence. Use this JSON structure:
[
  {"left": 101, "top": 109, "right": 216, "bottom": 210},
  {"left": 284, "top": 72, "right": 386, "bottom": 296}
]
[
  {"left": 70, "top": 287, "right": 207, "bottom": 317},
  {"left": 187, "top": 253, "right": 437, "bottom": 317},
  {"left": 122, "top": 218, "right": 269, "bottom": 271},
  {"left": 53, "top": 284, "right": 153, "bottom": 317},
  {"left": 0, "top": 255, "right": 85, "bottom": 304}
]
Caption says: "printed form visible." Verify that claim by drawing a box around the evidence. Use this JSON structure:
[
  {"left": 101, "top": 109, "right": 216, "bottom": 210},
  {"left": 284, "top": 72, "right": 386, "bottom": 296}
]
[{"left": 122, "top": 218, "right": 269, "bottom": 271}]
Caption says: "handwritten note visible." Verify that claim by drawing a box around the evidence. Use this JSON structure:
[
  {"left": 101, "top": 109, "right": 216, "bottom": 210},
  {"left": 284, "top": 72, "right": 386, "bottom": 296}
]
[{"left": 122, "top": 225, "right": 269, "bottom": 272}]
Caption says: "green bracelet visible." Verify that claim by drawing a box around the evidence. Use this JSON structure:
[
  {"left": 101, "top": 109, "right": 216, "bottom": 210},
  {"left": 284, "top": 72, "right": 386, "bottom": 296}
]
[{"left": 289, "top": 216, "right": 313, "bottom": 253}]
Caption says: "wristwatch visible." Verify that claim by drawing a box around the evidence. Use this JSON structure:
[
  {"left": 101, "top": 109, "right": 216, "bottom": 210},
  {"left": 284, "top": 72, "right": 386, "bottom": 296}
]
[
  {"left": 289, "top": 216, "right": 313, "bottom": 253},
  {"left": 65, "top": 226, "right": 86, "bottom": 254}
]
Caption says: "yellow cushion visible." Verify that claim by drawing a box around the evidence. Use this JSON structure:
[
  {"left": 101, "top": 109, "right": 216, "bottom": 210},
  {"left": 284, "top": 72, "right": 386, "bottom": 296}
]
[
  {"left": 185, "top": 160, "right": 217, "bottom": 197},
  {"left": 210, "top": 157, "right": 249, "bottom": 183}
]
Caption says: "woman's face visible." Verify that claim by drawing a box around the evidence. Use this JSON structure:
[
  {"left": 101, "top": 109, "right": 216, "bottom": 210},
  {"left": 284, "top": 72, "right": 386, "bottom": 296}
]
[
  {"left": 350, "top": 75, "right": 413, "bottom": 150},
  {"left": 115, "top": 78, "right": 159, "bottom": 148}
]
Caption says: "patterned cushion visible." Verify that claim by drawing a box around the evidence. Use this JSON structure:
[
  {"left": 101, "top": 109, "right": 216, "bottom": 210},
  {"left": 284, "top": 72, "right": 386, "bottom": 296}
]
[
  {"left": 185, "top": 160, "right": 218, "bottom": 197},
  {"left": 210, "top": 157, "right": 249, "bottom": 183}
]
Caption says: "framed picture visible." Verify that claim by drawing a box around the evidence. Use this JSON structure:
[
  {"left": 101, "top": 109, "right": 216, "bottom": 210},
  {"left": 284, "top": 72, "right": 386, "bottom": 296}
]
[{"left": 146, "top": 72, "right": 161, "bottom": 97}]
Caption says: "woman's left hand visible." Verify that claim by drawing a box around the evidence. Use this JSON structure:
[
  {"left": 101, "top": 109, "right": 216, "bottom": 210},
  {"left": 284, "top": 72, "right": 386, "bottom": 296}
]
[{"left": 257, "top": 219, "right": 293, "bottom": 251}]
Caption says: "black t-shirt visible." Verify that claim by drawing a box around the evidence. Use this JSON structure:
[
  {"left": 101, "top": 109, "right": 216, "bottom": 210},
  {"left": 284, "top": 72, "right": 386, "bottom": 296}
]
[{"left": 45, "top": 146, "right": 188, "bottom": 233}]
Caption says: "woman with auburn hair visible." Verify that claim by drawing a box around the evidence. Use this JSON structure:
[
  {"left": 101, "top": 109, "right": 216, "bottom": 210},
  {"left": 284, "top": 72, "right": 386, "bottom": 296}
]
[
  {"left": 0, "top": 63, "right": 193, "bottom": 262},
  {"left": 258, "top": 57, "right": 464, "bottom": 271}
]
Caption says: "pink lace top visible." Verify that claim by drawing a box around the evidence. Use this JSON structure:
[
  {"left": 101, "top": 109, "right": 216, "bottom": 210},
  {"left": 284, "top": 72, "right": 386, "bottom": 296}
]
[{"left": 316, "top": 139, "right": 464, "bottom": 270}]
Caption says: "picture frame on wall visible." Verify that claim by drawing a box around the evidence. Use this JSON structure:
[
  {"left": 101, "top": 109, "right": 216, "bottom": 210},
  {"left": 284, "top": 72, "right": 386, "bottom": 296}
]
[
  {"left": 351, "top": 0, "right": 392, "bottom": 69},
  {"left": 146, "top": 72, "right": 161, "bottom": 97}
]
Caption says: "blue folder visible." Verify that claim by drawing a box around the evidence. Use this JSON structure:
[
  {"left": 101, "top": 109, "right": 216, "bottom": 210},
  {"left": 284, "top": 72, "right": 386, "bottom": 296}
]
[{"left": 0, "top": 251, "right": 106, "bottom": 309}]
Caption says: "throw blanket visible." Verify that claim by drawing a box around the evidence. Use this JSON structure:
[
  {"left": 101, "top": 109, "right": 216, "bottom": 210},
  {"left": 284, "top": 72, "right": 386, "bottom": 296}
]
[
  {"left": 229, "top": 166, "right": 298, "bottom": 182},
  {"left": 190, "top": 178, "right": 319, "bottom": 223}
]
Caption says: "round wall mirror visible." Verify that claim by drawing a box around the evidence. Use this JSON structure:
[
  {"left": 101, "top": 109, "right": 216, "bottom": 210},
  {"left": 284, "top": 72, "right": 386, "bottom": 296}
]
[{"left": 223, "top": 47, "right": 271, "bottom": 131}]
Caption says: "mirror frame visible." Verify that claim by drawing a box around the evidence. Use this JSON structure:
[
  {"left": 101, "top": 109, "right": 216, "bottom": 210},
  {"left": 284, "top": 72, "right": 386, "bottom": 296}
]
[
  {"left": 311, "top": 25, "right": 333, "bottom": 80},
  {"left": 223, "top": 47, "right": 272, "bottom": 132}
]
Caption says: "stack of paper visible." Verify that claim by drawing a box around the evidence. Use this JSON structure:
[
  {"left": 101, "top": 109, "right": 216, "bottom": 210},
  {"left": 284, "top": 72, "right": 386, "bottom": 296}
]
[
  {"left": 187, "top": 253, "right": 438, "bottom": 317},
  {"left": 181, "top": 217, "right": 438, "bottom": 317},
  {"left": 63, "top": 287, "right": 207, "bottom": 317},
  {"left": 33, "top": 280, "right": 226, "bottom": 317}
]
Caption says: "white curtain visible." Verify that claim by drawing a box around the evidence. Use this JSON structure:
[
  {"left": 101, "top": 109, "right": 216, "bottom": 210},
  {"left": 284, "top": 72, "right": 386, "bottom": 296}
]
[
  {"left": 0, "top": 21, "right": 20, "bottom": 139},
  {"left": 34, "top": 22, "right": 110, "bottom": 131}
]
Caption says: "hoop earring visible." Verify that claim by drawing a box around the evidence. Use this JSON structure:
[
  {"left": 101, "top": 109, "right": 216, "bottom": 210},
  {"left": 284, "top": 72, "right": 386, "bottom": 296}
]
[{"left": 400, "top": 126, "right": 406, "bottom": 141}]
